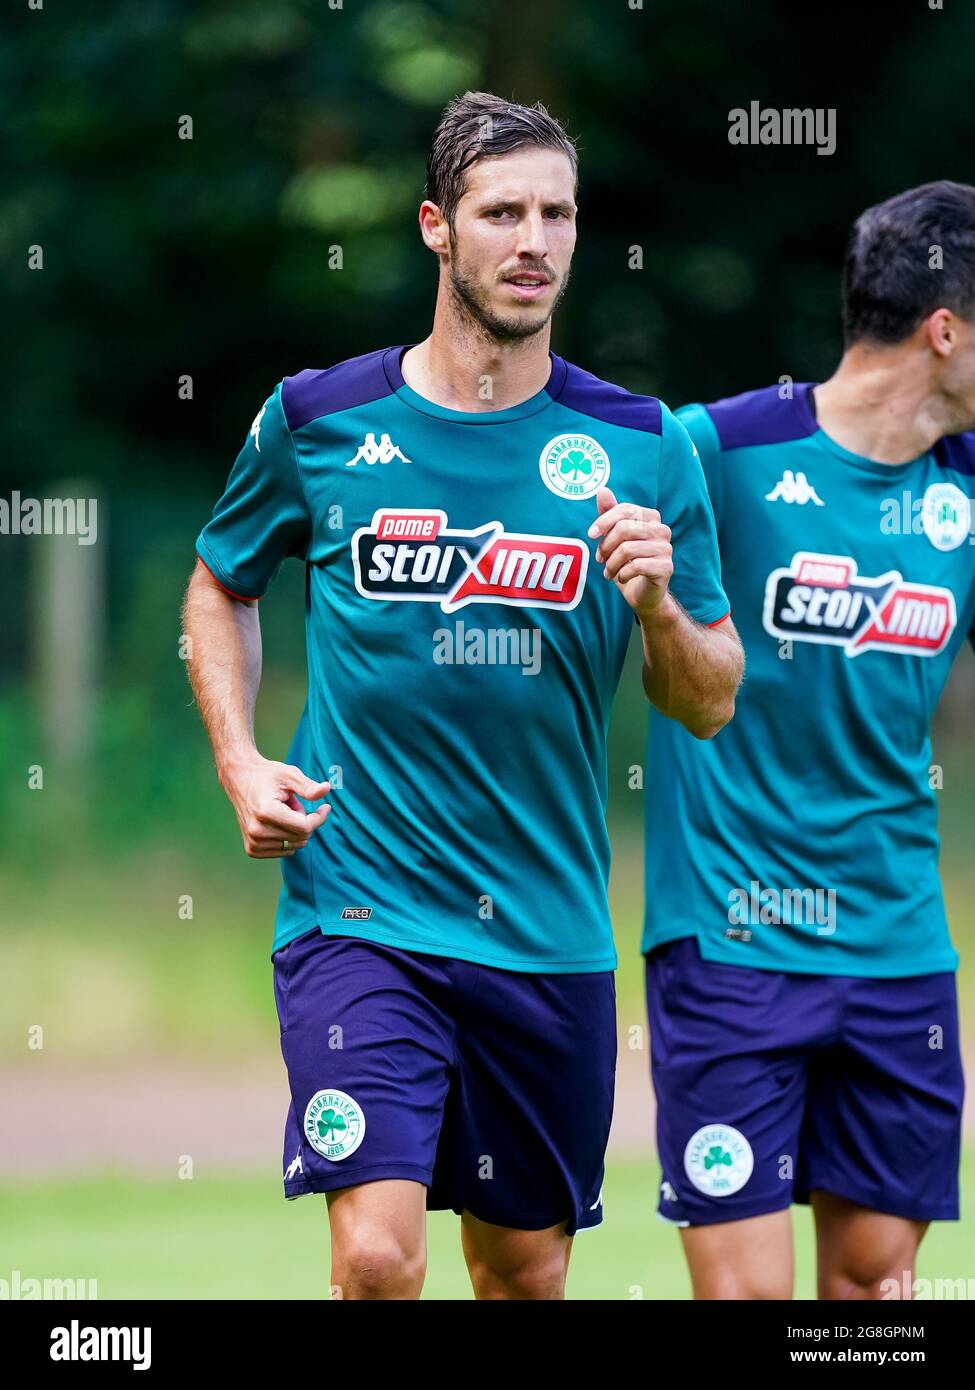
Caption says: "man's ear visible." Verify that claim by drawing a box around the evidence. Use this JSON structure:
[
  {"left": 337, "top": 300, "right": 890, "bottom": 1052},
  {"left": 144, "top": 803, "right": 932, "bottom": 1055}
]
[{"left": 419, "top": 200, "right": 450, "bottom": 255}]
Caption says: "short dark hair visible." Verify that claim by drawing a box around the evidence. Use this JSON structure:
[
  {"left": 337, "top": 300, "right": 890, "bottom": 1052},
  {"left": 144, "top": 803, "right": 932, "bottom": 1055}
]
[
  {"left": 842, "top": 180, "right": 975, "bottom": 345},
  {"left": 425, "top": 91, "right": 578, "bottom": 228}
]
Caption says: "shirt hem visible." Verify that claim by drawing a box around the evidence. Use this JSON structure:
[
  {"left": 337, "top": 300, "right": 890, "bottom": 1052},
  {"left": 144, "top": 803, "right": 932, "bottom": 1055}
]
[
  {"left": 313, "top": 919, "right": 618, "bottom": 974},
  {"left": 643, "top": 925, "right": 959, "bottom": 978},
  {"left": 271, "top": 915, "right": 321, "bottom": 960}
]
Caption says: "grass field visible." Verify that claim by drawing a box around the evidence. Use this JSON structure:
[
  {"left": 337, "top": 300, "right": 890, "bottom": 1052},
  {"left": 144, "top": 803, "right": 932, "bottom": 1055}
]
[{"left": 3, "top": 1152, "right": 974, "bottom": 1300}]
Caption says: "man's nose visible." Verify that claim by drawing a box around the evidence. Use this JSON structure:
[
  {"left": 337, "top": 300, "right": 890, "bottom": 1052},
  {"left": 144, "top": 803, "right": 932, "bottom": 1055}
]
[{"left": 513, "top": 212, "right": 551, "bottom": 260}]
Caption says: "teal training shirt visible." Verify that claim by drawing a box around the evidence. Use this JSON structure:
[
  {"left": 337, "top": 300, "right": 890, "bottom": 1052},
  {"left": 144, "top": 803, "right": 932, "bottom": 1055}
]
[
  {"left": 197, "top": 345, "right": 728, "bottom": 968},
  {"left": 643, "top": 381, "right": 975, "bottom": 977}
]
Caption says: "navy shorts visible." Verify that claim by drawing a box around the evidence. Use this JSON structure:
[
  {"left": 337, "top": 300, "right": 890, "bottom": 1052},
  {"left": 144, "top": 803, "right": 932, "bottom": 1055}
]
[
  {"left": 273, "top": 929, "right": 617, "bottom": 1234},
  {"left": 646, "top": 936, "right": 964, "bottom": 1226}
]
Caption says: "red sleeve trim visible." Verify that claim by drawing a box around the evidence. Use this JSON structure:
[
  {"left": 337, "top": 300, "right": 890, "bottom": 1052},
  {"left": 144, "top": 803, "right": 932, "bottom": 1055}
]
[
  {"left": 195, "top": 555, "right": 262, "bottom": 602},
  {"left": 706, "top": 609, "right": 732, "bottom": 628}
]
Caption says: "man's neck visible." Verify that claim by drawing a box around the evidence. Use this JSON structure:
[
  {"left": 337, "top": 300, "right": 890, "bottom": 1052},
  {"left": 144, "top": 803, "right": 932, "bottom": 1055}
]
[
  {"left": 401, "top": 306, "right": 553, "bottom": 413},
  {"left": 813, "top": 345, "right": 952, "bottom": 464}
]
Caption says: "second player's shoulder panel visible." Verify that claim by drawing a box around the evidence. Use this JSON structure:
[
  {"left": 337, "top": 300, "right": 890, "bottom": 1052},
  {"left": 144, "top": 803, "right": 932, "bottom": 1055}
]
[
  {"left": 934, "top": 429, "right": 975, "bottom": 484},
  {"left": 698, "top": 381, "right": 819, "bottom": 452}
]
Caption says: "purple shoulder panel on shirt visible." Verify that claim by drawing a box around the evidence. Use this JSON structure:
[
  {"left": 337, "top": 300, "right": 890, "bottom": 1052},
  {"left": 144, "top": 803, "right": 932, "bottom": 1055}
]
[
  {"left": 282, "top": 347, "right": 402, "bottom": 432},
  {"left": 934, "top": 431, "right": 975, "bottom": 477},
  {"left": 705, "top": 382, "right": 819, "bottom": 451},
  {"left": 552, "top": 358, "right": 662, "bottom": 435}
]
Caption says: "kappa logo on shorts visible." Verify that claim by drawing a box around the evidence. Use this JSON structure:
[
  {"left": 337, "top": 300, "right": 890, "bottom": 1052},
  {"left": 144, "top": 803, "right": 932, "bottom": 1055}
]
[
  {"left": 683, "top": 1124, "right": 754, "bottom": 1197},
  {"left": 763, "top": 551, "right": 957, "bottom": 657},
  {"left": 304, "top": 1089, "right": 366, "bottom": 1163},
  {"left": 351, "top": 508, "right": 589, "bottom": 612}
]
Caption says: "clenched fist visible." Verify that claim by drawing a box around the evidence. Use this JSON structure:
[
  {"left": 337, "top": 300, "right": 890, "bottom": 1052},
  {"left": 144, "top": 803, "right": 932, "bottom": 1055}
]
[
  {"left": 220, "top": 756, "right": 331, "bottom": 858},
  {"left": 588, "top": 487, "right": 674, "bottom": 620}
]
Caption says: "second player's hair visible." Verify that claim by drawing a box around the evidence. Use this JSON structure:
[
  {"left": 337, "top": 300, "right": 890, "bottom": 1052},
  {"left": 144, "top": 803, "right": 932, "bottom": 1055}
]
[
  {"left": 842, "top": 180, "right": 975, "bottom": 345},
  {"left": 425, "top": 91, "right": 578, "bottom": 229}
]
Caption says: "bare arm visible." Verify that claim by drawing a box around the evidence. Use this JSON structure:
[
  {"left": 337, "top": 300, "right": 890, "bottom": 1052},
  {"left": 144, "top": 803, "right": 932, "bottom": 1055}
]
[{"left": 182, "top": 559, "right": 330, "bottom": 857}]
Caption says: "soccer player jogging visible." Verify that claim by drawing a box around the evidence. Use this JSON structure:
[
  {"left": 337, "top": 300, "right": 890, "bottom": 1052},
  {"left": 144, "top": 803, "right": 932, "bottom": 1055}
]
[
  {"left": 183, "top": 91, "right": 741, "bottom": 1300},
  {"left": 644, "top": 181, "right": 975, "bottom": 1299}
]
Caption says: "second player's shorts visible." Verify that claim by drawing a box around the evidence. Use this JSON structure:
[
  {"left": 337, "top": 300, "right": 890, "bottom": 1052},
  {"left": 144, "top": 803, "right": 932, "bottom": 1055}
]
[
  {"left": 646, "top": 935, "right": 963, "bottom": 1227},
  {"left": 273, "top": 929, "right": 617, "bottom": 1234}
]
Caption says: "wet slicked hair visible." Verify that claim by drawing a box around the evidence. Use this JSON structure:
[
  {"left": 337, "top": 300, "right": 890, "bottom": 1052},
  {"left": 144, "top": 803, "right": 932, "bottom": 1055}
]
[
  {"left": 842, "top": 180, "right": 975, "bottom": 345},
  {"left": 425, "top": 90, "right": 578, "bottom": 228}
]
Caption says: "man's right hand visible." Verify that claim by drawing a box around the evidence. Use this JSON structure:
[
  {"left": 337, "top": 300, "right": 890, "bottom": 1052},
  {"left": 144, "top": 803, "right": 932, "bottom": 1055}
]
[{"left": 220, "top": 755, "right": 331, "bottom": 858}]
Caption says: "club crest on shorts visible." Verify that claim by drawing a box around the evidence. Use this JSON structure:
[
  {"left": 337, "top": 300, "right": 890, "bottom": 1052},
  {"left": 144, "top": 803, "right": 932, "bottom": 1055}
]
[
  {"left": 921, "top": 482, "right": 970, "bottom": 551},
  {"left": 539, "top": 433, "right": 610, "bottom": 499},
  {"left": 683, "top": 1123, "right": 753, "bottom": 1197},
  {"left": 304, "top": 1089, "right": 365, "bottom": 1162}
]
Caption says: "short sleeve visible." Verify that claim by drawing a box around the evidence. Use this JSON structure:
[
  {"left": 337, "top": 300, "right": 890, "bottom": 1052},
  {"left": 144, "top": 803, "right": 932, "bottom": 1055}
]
[
  {"left": 675, "top": 400, "right": 724, "bottom": 527},
  {"left": 195, "top": 382, "right": 311, "bottom": 599},
  {"left": 658, "top": 403, "right": 729, "bottom": 627}
]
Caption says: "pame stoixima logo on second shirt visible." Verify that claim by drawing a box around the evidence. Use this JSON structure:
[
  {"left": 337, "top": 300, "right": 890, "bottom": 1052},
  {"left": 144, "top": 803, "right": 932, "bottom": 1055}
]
[{"left": 763, "top": 552, "right": 956, "bottom": 657}]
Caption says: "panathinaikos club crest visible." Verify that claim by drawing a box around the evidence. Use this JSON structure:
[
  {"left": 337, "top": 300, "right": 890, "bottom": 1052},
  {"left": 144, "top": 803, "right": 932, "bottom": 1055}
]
[
  {"left": 539, "top": 433, "right": 610, "bottom": 500},
  {"left": 683, "top": 1123, "right": 754, "bottom": 1197},
  {"left": 304, "top": 1089, "right": 366, "bottom": 1162}
]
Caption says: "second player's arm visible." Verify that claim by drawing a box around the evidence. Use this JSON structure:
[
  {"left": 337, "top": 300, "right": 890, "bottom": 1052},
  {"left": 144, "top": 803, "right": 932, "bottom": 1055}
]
[{"left": 182, "top": 560, "right": 330, "bottom": 857}]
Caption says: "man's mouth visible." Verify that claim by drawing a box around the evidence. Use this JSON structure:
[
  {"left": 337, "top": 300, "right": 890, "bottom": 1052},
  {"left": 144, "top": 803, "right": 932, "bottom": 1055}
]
[{"left": 504, "top": 274, "right": 552, "bottom": 299}]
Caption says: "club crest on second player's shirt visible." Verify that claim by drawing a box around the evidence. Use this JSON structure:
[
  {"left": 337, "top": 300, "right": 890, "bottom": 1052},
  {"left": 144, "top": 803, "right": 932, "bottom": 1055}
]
[
  {"left": 921, "top": 482, "right": 971, "bottom": 551},
  {"left": 351, "top": 508, "right": 589, "bottom": 612}
]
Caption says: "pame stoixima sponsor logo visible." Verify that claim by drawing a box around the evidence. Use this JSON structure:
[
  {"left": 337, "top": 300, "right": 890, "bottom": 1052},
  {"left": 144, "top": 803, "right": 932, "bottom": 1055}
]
[
  {"left": 351, "top": 509, "right": 588, "bottom": 613},
  {"left": 763, "top": 552, "right": 956, "bottom": 658}
]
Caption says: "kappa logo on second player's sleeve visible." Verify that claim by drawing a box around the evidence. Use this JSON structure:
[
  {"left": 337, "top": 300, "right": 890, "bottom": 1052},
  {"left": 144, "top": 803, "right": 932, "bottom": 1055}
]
[{"left": 350, "top": 508, "right": 589, "bottom": 612}]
